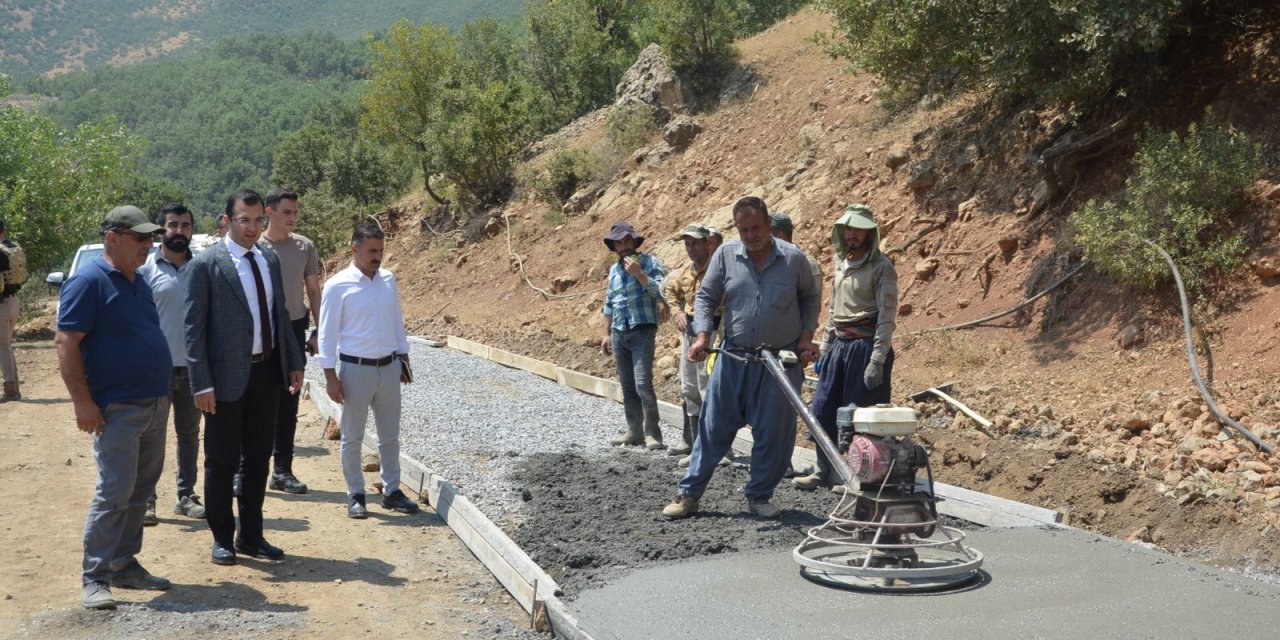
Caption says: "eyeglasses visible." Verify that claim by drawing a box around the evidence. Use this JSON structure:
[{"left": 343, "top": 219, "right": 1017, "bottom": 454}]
[{"left": 232, "top": 217, "right": 266, "bottom": 227}]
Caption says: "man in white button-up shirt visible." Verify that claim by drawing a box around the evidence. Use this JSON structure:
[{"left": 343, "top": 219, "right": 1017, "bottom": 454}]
[{"left": 316, "top": 223, "right": 419, "bottom": 519}]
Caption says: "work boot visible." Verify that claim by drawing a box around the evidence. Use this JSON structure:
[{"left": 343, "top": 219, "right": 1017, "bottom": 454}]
[
  {"left": 670, "top": 414, "right": 691, "bottom": 455},
  {"left": 609, "top": 430, "right": 643, "bottom": 446},
  {"left": 269, "top": 472, "right": 308, "bottom": 495},
  {"left": 174, "top": 494, "right": 207, "bottom": 519},
  {"left": 143, "top": 496, "right": 159, "bottom": 526},
  {"left": 747, "top": 498, "right": 781, "bottom": 519},
  {"left": 662, "top": 494, "right": 699, "bottom": 520},
  {"left": 645, "top": 435, "right": 666, "bottom": 451},
  {"left": 1, "top": 381, "right": 19, "bottom": 401},
  {"left": 793, "top": 451, "right": 834, "bottom": 490}
]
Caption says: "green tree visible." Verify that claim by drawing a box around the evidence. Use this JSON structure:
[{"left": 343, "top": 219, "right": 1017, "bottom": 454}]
[
  {"left": 524, "top": 0, "right": 640, "bottom": 124},
  {"left": 821, "top": 0, "right": 1185, "bottom": 106},
  {"left": 648, "top": 0, "right": 739, "bottom": 78},
  {"left": 0, "top": 75, "right": 140, "bottom": 271},
  {"left": 272, "top": 123, "right": 335, "bottom": 195},
  {"left": 325, "top": 137, "right": 414, "bottom": 209},
  {"left": 360, "top": 19, "right": 459, "bottom": 205},
  {"left": 425, "top": 80, "right": 533, "bottom": 207}
]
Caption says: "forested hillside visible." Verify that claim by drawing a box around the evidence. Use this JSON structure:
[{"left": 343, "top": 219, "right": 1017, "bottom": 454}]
[
  {"left": 25, "top": 32, "right": 369, "bottom": 217},
  {"left": 0, "top": 0, "right": 523, "bottom": 79}
]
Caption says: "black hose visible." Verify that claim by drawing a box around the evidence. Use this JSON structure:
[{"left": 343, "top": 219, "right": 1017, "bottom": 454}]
[{"left": 1144, "top": 240, "right": 1273, "bottom": 454}]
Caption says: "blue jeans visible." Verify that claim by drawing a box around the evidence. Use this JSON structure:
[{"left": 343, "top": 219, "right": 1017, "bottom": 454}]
[
  {"left": 680, "top": 342, "right": 802, "bottom": 501},
  {"left": 612, "top": 324, "right": 660, "bottom": 440},
  {"left": 83, "top": 397, "right": 168, "bottom": 584}
]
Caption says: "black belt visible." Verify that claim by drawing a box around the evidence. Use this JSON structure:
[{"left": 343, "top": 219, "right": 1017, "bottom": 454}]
[
  {"left": 250, "top": 349, "right": 274, "bottom": 363},
  {"left": 340, "top": 353, "right": 396, "bottom": 367}
]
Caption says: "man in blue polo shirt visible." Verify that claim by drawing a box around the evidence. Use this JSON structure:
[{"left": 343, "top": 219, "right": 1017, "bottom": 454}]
[{"left": 56, "top": 205, "right": 173, "bottom": 610}]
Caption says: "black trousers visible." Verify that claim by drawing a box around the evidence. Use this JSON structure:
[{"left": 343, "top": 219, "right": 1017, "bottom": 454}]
[
  {"left": 204, "top": 353, "right": 281, "bottom": 546},
  {"left": 271, "top": 317, "right": 308, "bottom": 473}
]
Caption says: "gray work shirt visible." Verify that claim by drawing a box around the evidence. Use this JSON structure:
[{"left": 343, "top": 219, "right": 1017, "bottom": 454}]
[
  {"left": 693, "top": 238, "right": 820, "bottom": 349},
  {"left": 138, "top": 250, "right": 191, "bottom": 366}
]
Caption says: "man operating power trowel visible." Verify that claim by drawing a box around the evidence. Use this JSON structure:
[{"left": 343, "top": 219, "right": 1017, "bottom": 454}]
[{"left": 794, "top": 204, "right": 899, "bottom": 490}]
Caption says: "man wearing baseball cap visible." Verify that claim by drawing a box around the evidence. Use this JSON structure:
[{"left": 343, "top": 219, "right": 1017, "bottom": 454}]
[
  {"left": 600, "top": 221, "right": 667, "bottom": 449},
  {"left": 663, "top": 224, "right": 716, "bottom": 459},
  {"left": 796, "top": 204, "right": 899, "bottom": 490},
  {"left": 57, "top": 206, "right": 174, "bottom": 609}
]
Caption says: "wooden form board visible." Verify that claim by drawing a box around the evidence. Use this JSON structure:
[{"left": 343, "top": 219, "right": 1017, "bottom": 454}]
[{"left": 303, "top": 379, "right": 597, "bottom": 639}]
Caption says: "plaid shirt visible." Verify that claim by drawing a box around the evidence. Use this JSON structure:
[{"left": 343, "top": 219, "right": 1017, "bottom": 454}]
[{"left": 602, "top": 252, "right": 665, "bottom": 331}]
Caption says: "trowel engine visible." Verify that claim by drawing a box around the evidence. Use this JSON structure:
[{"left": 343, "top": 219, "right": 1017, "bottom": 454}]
[{"left": 837, "top": 405, "right": 936, "bottom": 539}]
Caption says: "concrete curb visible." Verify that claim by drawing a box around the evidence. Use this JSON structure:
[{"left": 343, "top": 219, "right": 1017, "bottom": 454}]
[
  {"left": 302, "top": 378, "right": 594, "bottom": 639},
  {"left": 442, "top": 335, "right": 1063, "bottom": 528}
]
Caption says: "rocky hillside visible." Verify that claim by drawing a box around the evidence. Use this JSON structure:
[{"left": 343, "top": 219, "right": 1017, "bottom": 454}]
[{"left": 358, "top": 9, "right": 1280, "bottom": 570}]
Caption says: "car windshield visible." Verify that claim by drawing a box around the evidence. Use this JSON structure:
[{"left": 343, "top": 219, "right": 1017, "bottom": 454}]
[{"left": 69, "top": 244, "right": 158, "bottom": 277}]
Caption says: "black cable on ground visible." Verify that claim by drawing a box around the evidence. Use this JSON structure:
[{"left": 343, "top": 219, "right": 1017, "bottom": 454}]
[
  {"left": 1143, "top": 240, "right": 1273, "bottom": 454},
  {"left": 911, "top": 261, "right": 1089, "bottom": 335}
]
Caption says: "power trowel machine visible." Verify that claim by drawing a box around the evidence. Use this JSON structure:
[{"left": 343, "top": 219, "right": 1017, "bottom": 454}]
[{"left": 714, "top": 346, "right": 983, "bottom": 592}]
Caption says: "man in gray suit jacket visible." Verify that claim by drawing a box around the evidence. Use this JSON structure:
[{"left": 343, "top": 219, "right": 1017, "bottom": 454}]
[{"left": 184, "top": 188, "right": 304, "bottom": 566}]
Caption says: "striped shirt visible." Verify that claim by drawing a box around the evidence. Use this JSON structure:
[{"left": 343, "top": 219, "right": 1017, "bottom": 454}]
[{"left": 602, "top": 253, "right": 665, "bottom": 331}]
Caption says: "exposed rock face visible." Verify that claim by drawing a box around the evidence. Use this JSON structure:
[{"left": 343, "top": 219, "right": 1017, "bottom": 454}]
[{"left": 615, "top": 44, "right": 686, "bottom": 115}]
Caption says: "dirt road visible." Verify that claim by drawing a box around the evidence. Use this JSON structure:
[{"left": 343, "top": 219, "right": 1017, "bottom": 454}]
[{"left": 0, "top": 340, "right": 532, "bottom": 639}]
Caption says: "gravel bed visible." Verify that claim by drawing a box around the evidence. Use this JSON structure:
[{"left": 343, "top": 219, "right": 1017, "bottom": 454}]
[
  {"left": 13, "top": 605, "right": 305, "bottom": 640},
  {"left": 306, "top": 340, "right": 680, "bottom": 524}
]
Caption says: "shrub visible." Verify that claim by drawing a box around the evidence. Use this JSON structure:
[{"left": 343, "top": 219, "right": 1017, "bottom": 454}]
[
  {"left": 1069, "top": 112, "right": 1262, "bottom": 293},
  {"left": 534, "top": 149, "right": 597, "bottom": 206},
  {"left": 605, "top": 102, "right": 659, "bottom": 153}
]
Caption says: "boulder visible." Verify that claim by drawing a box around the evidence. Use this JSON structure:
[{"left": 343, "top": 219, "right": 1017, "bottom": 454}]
[
  {"left": 996, "top": 233, "right": 1019, "bottom": 256},
  {"left": 1121, "top": 416, "right": 1152, "bottom": 432},
  {"left": 885, "top": 146, "right": 910, "bottom": 171},
  {"left": 906, "top": 162, "right": 937, "bottom": 191},
  {"left": 551, "top": 274, "right": 578, "bottom": 294},
  {"left": 614, "top": 44, "right": 686, "bottom": 114},
  {"left": 1191, "top": 447, "right": 1230, "bottom": 472},
  {"left": 1118, "top": 324, "right": 1143, "bottom": 349},
  {"left": 662, "top": 117, "right": 703, "bottom": 150},
  {"left": 1248, "top": 256, "right": 1280, "bottom": 279},
  {"left": 914, "top": 257, "right": 940, "bottom": 280},
  {"left": 562, "top": 188, "right": 599, "bottom": 215},
  {"left": 484, "top": 216, "right": 502, "bottom": 236},
  {"left": 362, "top": 453, "right": 381, "bottom": 473}
]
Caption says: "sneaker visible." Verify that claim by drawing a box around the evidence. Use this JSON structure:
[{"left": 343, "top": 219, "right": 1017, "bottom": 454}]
[
  {"left": 143, "top": 497, "right": 159, "bottom": 526},
  {"left": 173, "top": 494, "right": 207, "bottom": 519},
  {"left": 348, "top": 494, "right": 368, "bottom": 519},
  {"left": 645, "top": 436, "right": 666, "bottom": 451},
  {"left": 381, "top": 490, "right": 421, "bottom": 514},
  {"left": 747, "top": 498, "right": 781, "bottom": 519},
  {"left": 269, "top": 472, "right": 309, "bottom": 494},
  {"left": 82, "top": 581, "right": 117, "bottom": 610},
  {"left": 609, "top": 433, "right": 643, "bottom": 446},
  {"left": 111, "top": 564, "right": 171, "bottom": 590},
  {"left": 662, "top": 494, "right": 699, "bottom": 520}
]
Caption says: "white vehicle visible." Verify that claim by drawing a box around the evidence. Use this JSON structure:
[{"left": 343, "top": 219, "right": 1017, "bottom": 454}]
[{"left": 47, "top": 233, "right": 215, "bottom": 290}]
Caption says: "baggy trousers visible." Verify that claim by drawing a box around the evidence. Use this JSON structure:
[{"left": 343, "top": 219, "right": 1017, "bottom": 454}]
[
  {"left": 679, "top": 343, "right": 803, "bottom": 501},
  {"left": 811, "top": 336, "right": 895, "bottom": 444},
  {"left": 338, "top": 359, "right": 402, "bottom": 498},
  {"left": 83, "top": 397, "right": 168, "bottom": 584}
]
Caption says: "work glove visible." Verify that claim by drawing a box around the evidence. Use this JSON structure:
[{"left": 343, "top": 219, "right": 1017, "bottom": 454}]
[{"left": 863, "top": 360, "right": 884, "bottom": 389}]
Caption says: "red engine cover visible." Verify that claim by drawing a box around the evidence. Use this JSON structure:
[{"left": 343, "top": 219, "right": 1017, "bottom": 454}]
[{"left": 845, "top": 435, "right": 894, "bottom": 483}]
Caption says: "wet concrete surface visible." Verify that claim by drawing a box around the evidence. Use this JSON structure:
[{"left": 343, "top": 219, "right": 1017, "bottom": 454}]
[{"left": 567, "top": 525, "right": 1280, "bottom": 639}]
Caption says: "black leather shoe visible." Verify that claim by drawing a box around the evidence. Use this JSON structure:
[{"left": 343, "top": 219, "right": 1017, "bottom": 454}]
[
  {"left": 211, "top": 542, "right": 237, "bottom": 565},
  {"left": 234, "top": 538, "right": 284, "bottom": 559},
  {"left": 381, "top": 490, "right": 421, "bottom": 514},
  {"left": 232, "top": 474, "right": 243, "bottom": 498},
  {"left": 348, "top": 493, "right": 368, "bottom": 519}
]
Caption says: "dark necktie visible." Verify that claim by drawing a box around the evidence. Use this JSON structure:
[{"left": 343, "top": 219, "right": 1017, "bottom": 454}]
[{"left": 246, "top": 250, "right": 273, "bottom": 355}]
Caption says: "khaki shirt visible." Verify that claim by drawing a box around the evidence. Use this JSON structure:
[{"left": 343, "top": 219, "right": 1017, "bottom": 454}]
[
  {"left": 824, "top": 252, "right": 898, "bottom": 365},
  {"left": 664, "top": 260, "right": 708, "bottom": 316},
  {"left": 260, "top": 233, "right": 322, "bottom": 321}
]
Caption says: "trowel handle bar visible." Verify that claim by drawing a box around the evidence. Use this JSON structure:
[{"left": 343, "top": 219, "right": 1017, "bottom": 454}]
[
  {"left": 756, "top": 350, "right": 859, "bottom": 488},
  {"left": 709, "top": 346, "right": 799, "bottom": 366}
]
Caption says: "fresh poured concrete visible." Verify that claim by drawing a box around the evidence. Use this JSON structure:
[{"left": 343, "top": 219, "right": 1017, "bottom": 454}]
[{"left": 569, "top": 526, "right": 1280, "bottom": 639}]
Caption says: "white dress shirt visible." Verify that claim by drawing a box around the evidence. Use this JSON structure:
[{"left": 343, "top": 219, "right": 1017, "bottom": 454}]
[
  {"left": 315, "top": 263, "right": 410, "bottom": 369},
  {"left": 225, "top": 235, "right": 276, "bottom": 355}
]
